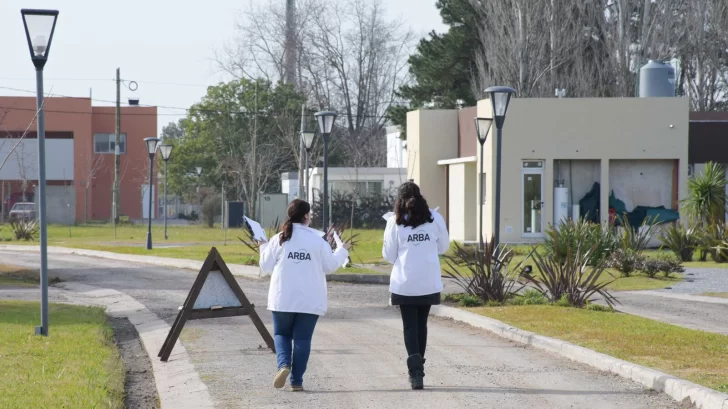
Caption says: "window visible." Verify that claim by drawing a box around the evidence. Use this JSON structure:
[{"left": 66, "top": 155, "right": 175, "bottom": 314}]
[
  {"left": 94, "top": 133, "right": 127, "bottom": 154},
  {"left": 328, "top": 180, "right": 383, "bottom": 195}
]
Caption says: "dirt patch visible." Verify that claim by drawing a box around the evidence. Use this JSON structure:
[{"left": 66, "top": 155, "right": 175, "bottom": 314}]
[{"left": 109, "top": 317, "right": 159, "bottom": 409}]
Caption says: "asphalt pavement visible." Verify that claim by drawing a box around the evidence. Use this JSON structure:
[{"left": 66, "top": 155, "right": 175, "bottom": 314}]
[{"left": 0, "top": 250, "right": 684, "bottom": 409}]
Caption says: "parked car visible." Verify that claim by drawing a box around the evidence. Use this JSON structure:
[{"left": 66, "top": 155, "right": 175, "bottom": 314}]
[{"left": 9, "top": 202, "right": 36, "bottom": 221}]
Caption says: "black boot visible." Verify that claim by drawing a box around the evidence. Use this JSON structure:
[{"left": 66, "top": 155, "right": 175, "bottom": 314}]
[{"left": 407, "top": 354, "right": 424, "bottom": 390}]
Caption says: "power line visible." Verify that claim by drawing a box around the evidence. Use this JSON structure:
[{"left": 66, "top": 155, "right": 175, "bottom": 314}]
[
  {"left": 0, "top": 77, "right": 209, "bottom": 87},
  {"left": 0, "top": 104, "right": 389, "bottom": 120}
]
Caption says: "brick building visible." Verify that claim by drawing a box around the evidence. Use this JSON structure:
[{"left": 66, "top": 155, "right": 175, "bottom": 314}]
[{"left": 0, "top": 96, "right": 158, "bottom": 223}]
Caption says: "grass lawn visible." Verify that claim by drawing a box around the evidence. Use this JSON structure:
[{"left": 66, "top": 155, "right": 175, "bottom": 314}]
[
  {"left": 468, "top": 305, "right": 728, "bottom": 393},
  {"left": 0, "top": 301, "right": 124, "bottom": 408},
  {"left": 702, "top": 293, "right": 728, "bottom": 299},
  {"left": 0, "top": 264, "right": 61, "bottom": 287}
]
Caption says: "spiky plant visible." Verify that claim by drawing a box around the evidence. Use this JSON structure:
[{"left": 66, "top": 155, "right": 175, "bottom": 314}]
[{"left": 442, "top": 237, "right": 525, "bottom": 304}]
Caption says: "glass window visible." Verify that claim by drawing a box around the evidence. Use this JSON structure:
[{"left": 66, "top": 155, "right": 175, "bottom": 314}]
[{"left": 94, "top": 133, "right": 127, "bottom": 154}]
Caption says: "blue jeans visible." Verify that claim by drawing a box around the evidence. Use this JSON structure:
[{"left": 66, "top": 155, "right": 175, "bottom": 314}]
[{"left": 272, "top": 311, "right": 319, "bottom": 386}]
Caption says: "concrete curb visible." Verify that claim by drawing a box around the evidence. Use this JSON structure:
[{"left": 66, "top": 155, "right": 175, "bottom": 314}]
[
  {"left": 430, "top": 305, "right": 728, "bottom": 409},
  {"left": 0, "top": 245, "right": 261, "bottom": 279},
  {"left": 59, "top": 282, "right": 215, "bottom": 409},
  {"left": 327, "top": 273, "right": 390, "bottom": 284}
]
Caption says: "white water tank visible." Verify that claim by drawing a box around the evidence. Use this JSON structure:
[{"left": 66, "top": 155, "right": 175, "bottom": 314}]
[
  {"left": 554, "top": 187, "right": 569, "bottom": 230},
  {"left": 639, "top": 60, "right": 676, "bottom": 97}
]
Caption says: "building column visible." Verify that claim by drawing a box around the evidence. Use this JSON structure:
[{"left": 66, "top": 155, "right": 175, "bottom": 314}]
[{"left": 600, "top": 159, "right": 610, "bottom": 226}]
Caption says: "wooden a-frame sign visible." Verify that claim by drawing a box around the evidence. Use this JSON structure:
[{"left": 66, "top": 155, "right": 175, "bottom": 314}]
[{"left": 158, "top": 247, "right": 275, "bottom": 362}]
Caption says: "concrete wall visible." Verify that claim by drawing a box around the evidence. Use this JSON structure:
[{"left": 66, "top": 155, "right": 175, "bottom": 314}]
[
  {"left": 386, "top": 127, "right": 408, "bottom": 169},
  {"left": 447, "top": 161, "right": 477, "bottom": 241},
  {"left": 407, "top": 110, "right": 459, "bottom": 218},
  {"left": 477, "top": 97, "right": 689, "bottom": 243},
  {"left": 609, "top": 160, "right": 675, "bottom": 211},
  {"left": 47, "top": 185, "right": 76, "bottom": 224},
  {"left": 306, "top": 167, "right": 407, "bottom": 202},
  {"left": 0, "top": 139, "right": 75, "bottom": 181}
]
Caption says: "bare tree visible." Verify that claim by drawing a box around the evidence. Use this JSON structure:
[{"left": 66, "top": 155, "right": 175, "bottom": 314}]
[
  {"left": 219, "top": 0, "right": 413, "bottom": 170},
  {"left": 80, "top": 152, "right": 105, "bottom": 223}
]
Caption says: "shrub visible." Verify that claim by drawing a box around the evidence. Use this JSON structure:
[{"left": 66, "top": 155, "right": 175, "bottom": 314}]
[
  {"left": 508, "top": 289, "right": 548, "bottom": 306},
  {"left": 544, "top": 218, "right": 616, "bottom": 266},
  {"left": 310, "top": 190, "right": 395, "bottom": 229},
  {"left": 458, "top": 295, "right": 484, "bottom": 307},
  {"left": 703, "top": 223, "right": 728, "bottom": 263},
  {"left": 681, "top": 162, "right": 727, "bottom": 225},
  {"left": 639, "top": 258, "right": 662, "bottom": 278},
  {"left": 586, "top": 302, "right": 614, "bottom": 312},
  {"left": 659, "top": 222, "right": 698, "bottom": 261},
  {"left": 10, "top": 219, "right": 39, "bottom": 241},
  {"left": 201, "top": 196, "right": 221, "bottom": 228},
  {"left": 608, "top": 248, "right": 645, "bottom": 277},
  {"left": 442, "top": 236, "right": 525, "bottom": 304},
  {"left": 526, "top": 230, "right": 617, "bottom": 308},
  {"left": 654, "top": 253, "right": 685, "bottom": 278},
  {"left": 614, "top": 214, "right": 659, "bottom": 254}
]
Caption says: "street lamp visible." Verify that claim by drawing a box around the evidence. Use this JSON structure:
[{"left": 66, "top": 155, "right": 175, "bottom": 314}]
[
  {"left": 144, "top": 137, "right": 160, "bottom": 250},
  {"left": 22, "top": 8, "right": 59, "bottom": 337},
  {"left": 301, "top": 130, "right": 316, "bottom": 202},
  {"left": 159, "top": 144, "right": 173, "bottom": 240},
  {"left": 485, "top": 86, "right": 516, "bottom": 250},
  {"left": 314, "top": 111, "right": 337, "bottom": 229},
  {"left": 474, "top": 117, "right": 493, "bottom": 252}
]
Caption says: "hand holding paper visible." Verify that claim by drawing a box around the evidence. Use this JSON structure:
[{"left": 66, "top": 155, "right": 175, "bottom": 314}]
[
  {"left": 332, "top": 231, "right": 344, "bottom": 248},
  {"left": 244, "top": 216, "right": 268, "bottom": 243}
]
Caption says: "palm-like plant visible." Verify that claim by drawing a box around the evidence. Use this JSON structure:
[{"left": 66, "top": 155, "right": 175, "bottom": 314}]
[{"left": 681, "top": 162, "right": 727, "bottom": 226}]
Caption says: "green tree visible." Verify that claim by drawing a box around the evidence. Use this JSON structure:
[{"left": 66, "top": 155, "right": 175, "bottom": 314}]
[
  {"left": 388, "top": 0, "right": 480, "bottom": 139},
  {"left": 166, "top": 78, "right": 305, "bottom": 217}
]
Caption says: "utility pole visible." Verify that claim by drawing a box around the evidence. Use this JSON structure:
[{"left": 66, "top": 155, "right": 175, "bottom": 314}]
[
  {"left": 284, "top": 0, "right": 297, "bottom": 86},
  {"left": 113, "top": 68, "right": 121, "bottom": 237},
  {"left": 298, "top": 104, "right": 306, "bottom": 199}
]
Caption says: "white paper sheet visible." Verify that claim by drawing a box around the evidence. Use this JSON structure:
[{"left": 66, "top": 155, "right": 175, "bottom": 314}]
[
  {"left": 382, "top": 207, "right": 439, "bottom": 221},
  {"left": 244, "top": 216, "right": 268, "bottom": 242}
]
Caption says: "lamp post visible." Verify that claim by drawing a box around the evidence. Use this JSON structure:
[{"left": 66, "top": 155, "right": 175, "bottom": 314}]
[
  {"left": 301, "top": 130, "right": 316, "bottom": 202},
  {"left": 314, "top": 111, "right": 337, "bottom": 229},
  {"left": 144, "top": 137, "right": 160, "bottom": 250},
  {"left": 485, "top": 86, "right": 516, "bottom": 250},
  {"left": 195, "top": 166, "right": 202, "bottom": 218},
  {"left": 158, "top": 144, "right": 173, "bottom": 240},
  {"left": 474, "top": 117, "right": 493, "bottom": 252},
  {"left": 21, "top": 8, "right": 59, "bottom": 337}
]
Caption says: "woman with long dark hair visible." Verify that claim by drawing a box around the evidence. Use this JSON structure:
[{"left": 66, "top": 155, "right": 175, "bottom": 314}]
[
  {"left": 259, "top": 199, "right": 349, "bottom": 391},
  {"left": 382, "top": 182, "right": 449, "bottom": 390}
]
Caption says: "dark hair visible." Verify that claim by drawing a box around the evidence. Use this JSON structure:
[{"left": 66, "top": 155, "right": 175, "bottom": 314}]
[
  {"left": 280, "top": 199, "right": 311, "bottom": 244},
  {"left": 394, "top": 182, "right": 433, "bottom": 228}
]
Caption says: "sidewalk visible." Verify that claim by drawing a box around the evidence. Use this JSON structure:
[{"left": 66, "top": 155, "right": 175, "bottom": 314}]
[{"left": 0, "top": 245, "right": 261, "bottom": 279}]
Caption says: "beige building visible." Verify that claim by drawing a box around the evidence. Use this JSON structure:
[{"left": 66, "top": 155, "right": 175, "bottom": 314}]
[{"left": 406, "top": 98, "right": 689, "bottom": 243}]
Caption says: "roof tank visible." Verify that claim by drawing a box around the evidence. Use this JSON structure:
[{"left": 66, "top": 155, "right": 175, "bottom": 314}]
[{"left": 639, "top": 60, "right": 676, "bottom": 97}]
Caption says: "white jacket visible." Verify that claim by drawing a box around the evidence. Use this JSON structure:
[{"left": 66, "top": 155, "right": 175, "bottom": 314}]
[
  {"left": 382, "top": 210, "right": 450, "bottom": 296},
  {"left": 260, "top": 224, "right": 349, "bottom": 316}
]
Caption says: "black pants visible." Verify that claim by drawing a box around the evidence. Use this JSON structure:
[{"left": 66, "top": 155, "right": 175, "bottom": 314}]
[{"left": 399, "top": 305, "right": 431, "bottom": 357}]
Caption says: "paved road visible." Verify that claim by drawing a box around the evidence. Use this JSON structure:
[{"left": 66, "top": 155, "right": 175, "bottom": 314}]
[
  {"left": 608, "top": 268, "right": 728, "bottom": 335},
  {"left": 0, "top": 250, "right": 682, "bottom": 409}
]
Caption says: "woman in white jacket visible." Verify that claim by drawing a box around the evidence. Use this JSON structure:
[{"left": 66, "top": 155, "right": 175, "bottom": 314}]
[
  {"left": 259, "top": 199, "right": 349, "bottom": 391},
  {"left": 382, "top": 182, "right": 449, "bottom": 390}
]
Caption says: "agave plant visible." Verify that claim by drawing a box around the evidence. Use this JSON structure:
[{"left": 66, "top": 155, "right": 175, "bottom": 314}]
[
  {"left": 702, "top": 222, "right": 728, "bottom": 263},
  {"left": 681, "top": 162, "right": 727, "bottom": 226},
  {"left": 10, "top": 219, "right": 39, "bottom": 241},
  {"left": 442, "top": 237, "right": 525, "bottom": 304},
  {"left": 238, "top": 218, "right": 281, "bottom": 264},
  {"left": 658, "top": 222, "right": 698, "bottom": 261},
  {"left": 614, "top": 214, "right": 659, "bottom": 254},
  {"left": 543, "top": 218, "right": 616, "bottom": 266},
  {"left": 526, "top": 229, "right": 618, "bottom": 308}
]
